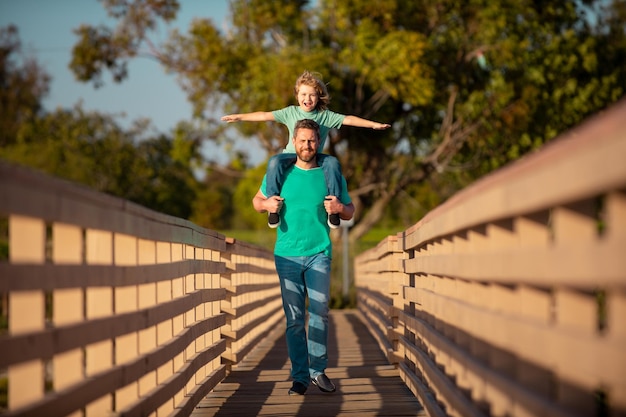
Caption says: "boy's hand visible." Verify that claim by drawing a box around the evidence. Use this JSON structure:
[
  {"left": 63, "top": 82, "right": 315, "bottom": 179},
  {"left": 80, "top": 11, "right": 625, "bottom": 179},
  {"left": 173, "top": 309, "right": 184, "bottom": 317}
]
[
  {"left": 324, "top": 196, "right": 343, "bottom": 214},
  {"left": 372, "top": 122, "right": 391, "bottom": 130},
  {"left": 221, "top": 115, "right": 240, "bottom": 123}
]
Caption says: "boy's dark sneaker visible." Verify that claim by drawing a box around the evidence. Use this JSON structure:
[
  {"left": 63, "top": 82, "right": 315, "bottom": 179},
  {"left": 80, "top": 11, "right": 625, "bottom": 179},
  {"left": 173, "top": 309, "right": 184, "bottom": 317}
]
[
  {"left": 288, "top": 381, "right": 308, "bottom": 396},
  {"left": 268, "top": 212, "right": 280, "bottom": 228},
  {"left": 311, "top": 373, "right": 336, "bottom": 393},
  {"left": 328, "top": 213, "right": 340, "bottom": 229}
]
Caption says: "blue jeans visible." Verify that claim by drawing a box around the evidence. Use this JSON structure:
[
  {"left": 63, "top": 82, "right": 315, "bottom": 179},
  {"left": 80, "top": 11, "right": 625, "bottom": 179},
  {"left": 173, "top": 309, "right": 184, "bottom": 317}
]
[
  {"left": 274, "top": 253, "right": 331, "bottom": 385},
  {"left": 266, "top": 153, "right": 342, "bottom": 199}
]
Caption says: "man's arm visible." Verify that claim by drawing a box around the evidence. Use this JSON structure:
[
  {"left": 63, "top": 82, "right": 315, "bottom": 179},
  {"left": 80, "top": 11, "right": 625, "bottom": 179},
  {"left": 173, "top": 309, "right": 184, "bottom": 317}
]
[
  {"left": 222, "top": 112, "right": 275, "bottom": 123},
  {"left": 342, "top": 115, "right": 391, "bottom": 130},
  {"left": 252, "top": 189, "right": 284, "bottom": 213},
  {"left": 339, "top": 202, "right": 355, "bottom": 220}
]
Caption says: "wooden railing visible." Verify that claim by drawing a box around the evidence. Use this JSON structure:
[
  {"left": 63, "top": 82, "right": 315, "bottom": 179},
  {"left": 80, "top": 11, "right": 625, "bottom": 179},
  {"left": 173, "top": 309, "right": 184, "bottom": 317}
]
[
  {"left": 356, "top": 99, "right": 626, "bottom": 417},
  {"left": 0, "top": 162, "right": 283, "bottom": 417},
  {"left": 2, "top": 99, "right": 624, "bottom": 417}
]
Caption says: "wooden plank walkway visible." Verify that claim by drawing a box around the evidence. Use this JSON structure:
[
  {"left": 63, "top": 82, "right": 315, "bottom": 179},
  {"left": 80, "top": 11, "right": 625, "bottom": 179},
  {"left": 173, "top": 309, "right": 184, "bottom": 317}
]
[{"left": 191, "top": 309, "right": 426, "bottom": 417}]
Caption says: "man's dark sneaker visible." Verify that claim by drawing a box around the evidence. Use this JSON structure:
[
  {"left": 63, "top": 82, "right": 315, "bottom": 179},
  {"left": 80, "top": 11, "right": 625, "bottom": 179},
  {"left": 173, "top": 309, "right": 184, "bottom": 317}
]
[
  {"left": 288, "top": 381, "right": 308, "bottom": 396},
  {"left": 328, "top": 213, "right": 340, "bottom": 229},
  {"left": 268, "top": 212, "right": 280, "bottom": 228},
  {"left": 311, "top": 373, "right": 336, "bottom": 393}
]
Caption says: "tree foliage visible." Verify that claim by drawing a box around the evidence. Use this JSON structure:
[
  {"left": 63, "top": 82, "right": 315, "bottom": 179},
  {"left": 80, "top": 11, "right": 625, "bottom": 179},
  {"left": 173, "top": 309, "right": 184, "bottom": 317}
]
[
  {"left": 65, "top": 0, "right": 626, "bottom": 239},
  {"left": 0, "top": 25, "right": 50, "bottom": 147},
  {"left": 1, "top": 103, "right": 201, "bottom": 220},
  {"left": 1, "top": 25, "right": 214, "bottom": 222}
]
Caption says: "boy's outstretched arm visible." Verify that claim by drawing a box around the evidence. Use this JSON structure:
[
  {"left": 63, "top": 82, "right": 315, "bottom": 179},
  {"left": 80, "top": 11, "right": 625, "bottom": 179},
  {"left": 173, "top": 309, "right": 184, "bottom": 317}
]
[
  {"left": 221, "top": 112, "right": 275, "bottom": 123},
  {"left": 342, "top": 115, "right": 391, "bottom": 130}
]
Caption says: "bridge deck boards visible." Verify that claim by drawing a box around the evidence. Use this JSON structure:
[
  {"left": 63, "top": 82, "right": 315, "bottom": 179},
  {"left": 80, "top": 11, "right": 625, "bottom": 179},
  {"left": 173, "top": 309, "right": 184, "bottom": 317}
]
[{"left": 191, "top": 310, "right": 425, "bottom": 417}]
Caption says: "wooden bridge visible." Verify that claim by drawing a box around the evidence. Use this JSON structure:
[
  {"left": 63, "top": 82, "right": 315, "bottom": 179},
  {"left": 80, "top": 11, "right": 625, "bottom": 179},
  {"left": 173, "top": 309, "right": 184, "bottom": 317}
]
[
  {"left": 190, "top": 310, "right": 425, "bottom": 417},
  {"left": 1, "top": 99, "right": 625, "bottom": 417}
]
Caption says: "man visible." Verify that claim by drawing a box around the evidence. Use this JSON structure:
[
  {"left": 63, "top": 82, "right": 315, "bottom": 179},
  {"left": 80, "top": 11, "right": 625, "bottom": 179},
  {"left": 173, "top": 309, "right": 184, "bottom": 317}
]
[{"left": 252, "top": 119, "right": 355, "bottom": 396}]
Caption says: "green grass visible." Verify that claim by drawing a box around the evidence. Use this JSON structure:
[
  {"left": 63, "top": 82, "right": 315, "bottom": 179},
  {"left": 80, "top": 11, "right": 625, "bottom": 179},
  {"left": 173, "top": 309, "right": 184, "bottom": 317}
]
[
  {"left": 218, "top": 229, "right": 276, "bottom": 251},
  {"left": 355, "top": 227, "right": 402, "bottom": 253}
]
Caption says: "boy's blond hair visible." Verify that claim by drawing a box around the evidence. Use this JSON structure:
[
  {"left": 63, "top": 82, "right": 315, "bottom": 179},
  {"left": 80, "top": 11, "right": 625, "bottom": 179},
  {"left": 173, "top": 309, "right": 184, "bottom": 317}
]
[{"left": 294, "top": 70, "right": 330, "bottom": 110}]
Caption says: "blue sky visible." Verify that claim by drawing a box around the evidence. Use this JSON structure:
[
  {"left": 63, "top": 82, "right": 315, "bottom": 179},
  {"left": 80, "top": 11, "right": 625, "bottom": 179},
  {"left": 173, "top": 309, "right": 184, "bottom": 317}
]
[{"left": 0, "top": 0, "right": 265, "bottom": 165}]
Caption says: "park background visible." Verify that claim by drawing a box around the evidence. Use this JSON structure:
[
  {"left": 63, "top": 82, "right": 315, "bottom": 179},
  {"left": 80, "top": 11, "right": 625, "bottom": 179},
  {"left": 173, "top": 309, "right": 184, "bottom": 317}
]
[{"left": 1, "top": 0, "right": 625, "bottom": 308}]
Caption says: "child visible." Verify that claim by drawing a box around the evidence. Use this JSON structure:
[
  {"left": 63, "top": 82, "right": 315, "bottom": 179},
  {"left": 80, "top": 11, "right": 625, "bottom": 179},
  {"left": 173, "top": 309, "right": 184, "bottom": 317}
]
[{"left": 221, "top": 70, "right": 391, "bottom": 228}]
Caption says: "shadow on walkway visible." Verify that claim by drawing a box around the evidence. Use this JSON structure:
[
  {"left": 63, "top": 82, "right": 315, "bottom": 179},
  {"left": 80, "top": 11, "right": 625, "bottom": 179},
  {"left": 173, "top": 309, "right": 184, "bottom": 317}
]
[{"left": 192, "top": 310, "right": 425, "bottom": 417}]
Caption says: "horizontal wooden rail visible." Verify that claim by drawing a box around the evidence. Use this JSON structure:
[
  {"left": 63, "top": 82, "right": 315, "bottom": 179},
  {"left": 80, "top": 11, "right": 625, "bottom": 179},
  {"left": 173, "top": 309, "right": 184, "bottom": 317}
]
[
  {"left": 356, "top": 99, "right": 626, "bottom": 417},
  {"left": 0, "top": 162, "right": 281, "bottom": 416}
]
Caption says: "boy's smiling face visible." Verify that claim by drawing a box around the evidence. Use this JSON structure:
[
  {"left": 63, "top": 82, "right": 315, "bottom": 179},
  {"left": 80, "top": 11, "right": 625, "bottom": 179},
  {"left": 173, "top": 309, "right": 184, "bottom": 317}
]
[{"left": 297, "top": 84, "right": 319, "bottom": 112}]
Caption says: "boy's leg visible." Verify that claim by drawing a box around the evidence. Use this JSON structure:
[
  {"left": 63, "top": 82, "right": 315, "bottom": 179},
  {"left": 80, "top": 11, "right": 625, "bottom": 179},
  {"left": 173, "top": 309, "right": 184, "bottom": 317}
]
[
  {"left": 318, "top": 154, "right": 342, "bottom": 229},
  {"left": 266, "top": 153, "right": 297, "bottom": 228}
]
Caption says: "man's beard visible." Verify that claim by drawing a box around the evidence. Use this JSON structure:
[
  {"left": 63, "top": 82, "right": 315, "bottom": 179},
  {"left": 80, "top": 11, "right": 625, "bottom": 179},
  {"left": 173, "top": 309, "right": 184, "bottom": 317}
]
[{"left": 297, "top": 149, "right": 316, "bottom": 163}]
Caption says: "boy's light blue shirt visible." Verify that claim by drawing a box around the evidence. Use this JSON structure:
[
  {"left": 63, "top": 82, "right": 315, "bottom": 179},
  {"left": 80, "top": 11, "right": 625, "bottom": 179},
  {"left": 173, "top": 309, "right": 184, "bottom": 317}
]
[
  {"left": 260, "top": 165, "right": 351, "bottom": 258},
  {"left": 272, "top": 106, "right": 345, "bottom": 153}
]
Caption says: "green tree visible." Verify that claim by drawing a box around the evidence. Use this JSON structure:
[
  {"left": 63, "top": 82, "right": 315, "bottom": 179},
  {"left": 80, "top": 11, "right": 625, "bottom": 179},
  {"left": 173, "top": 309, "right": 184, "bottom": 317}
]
[
  {"left": 1, "top": 26, "right": 204, "bottom": 221},
  {"left": 70, "top": 0, "right": 626, "bottom": 241},
  {"left": 2, "top": 105, "right": 143, "bottom": 193},
  {"left": 191, "top": 162, "right": 242, "bottom": 230},
  {"left": 0, "top": 25, "right": 50, "bottom": 147},
  {"left": 1, "top": 104, "right": 202, "bottom": 219},
  {"left": 135, "top": 133, "right": 200, "bottom": 219},
  {"left": 231, "top": 163, "right": 268, "bottom": 230}
]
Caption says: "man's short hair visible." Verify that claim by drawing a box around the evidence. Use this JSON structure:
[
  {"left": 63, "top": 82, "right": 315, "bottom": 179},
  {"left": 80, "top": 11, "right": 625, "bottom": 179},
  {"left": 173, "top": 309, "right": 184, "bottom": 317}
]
[{"left": 294, "top": 119, "right": 320, "bottom": 141}]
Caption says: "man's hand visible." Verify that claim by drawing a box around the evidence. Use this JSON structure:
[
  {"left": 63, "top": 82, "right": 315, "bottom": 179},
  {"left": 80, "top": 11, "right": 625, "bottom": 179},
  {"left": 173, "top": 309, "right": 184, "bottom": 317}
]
[
  {"left": 324, "top": 195, "right": 355, "bottom": 221},
  {"left": 264, "top": 195, "right": 284, "bottom": 213},
  {"left": 324, "top": 196, "right": 343, "bottom": 215},
  {"left": 253, "top": 190, "right": 284, "bottom": 214}
]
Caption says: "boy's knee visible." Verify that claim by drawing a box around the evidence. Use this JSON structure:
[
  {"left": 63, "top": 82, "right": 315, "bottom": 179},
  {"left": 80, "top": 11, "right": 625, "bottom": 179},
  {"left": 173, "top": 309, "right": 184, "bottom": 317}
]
[
  {"left": 267, "top": 155, "right": 280, "bottom": 171},
  {"left": 325, "top": 157, "right": 341, "bottom": 169},
  {"left": 318, "top": 154, "right": 341, "bottom": 169}
]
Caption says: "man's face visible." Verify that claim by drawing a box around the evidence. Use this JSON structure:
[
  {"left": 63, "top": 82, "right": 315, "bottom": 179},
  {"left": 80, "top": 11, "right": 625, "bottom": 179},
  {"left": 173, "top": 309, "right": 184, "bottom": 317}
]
[{"left": 293, "top": 128, "right": 319, "bottom": 163}]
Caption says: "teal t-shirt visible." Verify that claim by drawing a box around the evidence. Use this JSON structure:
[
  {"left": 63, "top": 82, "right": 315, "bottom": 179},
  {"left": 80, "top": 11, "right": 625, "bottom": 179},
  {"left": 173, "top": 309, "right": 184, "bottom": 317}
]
[
  {"left": 260, "top": 165, "right": 352, "bottom": 257},
  {"left": 272, "top": 106, "right": 345, "bottom": 153}
]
